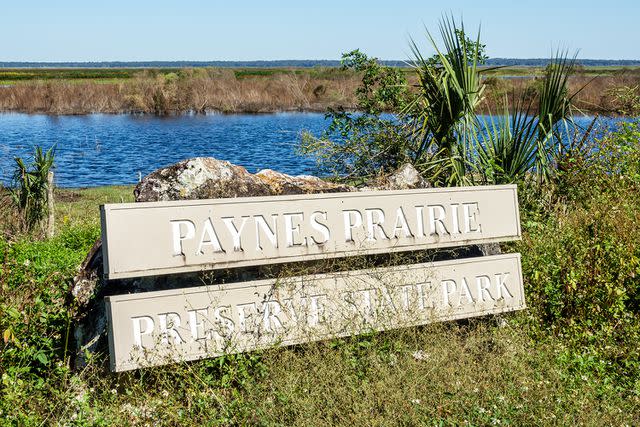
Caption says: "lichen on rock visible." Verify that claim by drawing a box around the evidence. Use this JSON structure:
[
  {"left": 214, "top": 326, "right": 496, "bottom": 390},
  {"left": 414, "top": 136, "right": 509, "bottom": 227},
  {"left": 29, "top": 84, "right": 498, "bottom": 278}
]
[{"left": 134, "top": 157, "right": 272, "bottom": 202}]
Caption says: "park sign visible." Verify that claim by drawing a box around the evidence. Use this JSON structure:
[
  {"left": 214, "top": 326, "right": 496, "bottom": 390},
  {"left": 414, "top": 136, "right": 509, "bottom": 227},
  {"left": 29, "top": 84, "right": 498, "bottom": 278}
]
[
  {"left": 100, "top": 185, "right": 521, "bottom": 280},
  {"left": 101, "top": 185, "right": 525, "bottom": 372},
  {"left": 107, "top": 254, "right": 524, "bottom": 371}
]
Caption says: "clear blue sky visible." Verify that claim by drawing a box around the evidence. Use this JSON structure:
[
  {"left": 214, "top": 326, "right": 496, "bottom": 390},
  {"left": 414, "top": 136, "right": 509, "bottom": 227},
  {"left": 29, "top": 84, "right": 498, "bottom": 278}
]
[{"left": 1, "top": 1, "right": 638, "bottom": 61}]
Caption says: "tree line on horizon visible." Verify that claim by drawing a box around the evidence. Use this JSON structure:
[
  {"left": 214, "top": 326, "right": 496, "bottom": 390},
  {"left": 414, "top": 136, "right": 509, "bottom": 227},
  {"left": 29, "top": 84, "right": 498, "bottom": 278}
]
[{"left": 1, "top": 58, "right": 640, "bottom": 68}]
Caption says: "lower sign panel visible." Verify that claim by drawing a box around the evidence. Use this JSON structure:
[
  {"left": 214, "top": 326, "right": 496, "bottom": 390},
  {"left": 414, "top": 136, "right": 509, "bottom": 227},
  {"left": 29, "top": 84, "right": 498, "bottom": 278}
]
[{"left": 106, "top": 254, "right": 525, "bottom": 371}]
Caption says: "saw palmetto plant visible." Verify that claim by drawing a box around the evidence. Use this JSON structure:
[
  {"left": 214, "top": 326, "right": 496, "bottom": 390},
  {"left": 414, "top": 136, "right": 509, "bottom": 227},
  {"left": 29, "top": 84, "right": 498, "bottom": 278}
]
[
  {"left": 407, "top": 16, "right": 485, "bottom": 186},
  {"left": 9, "top": 146, "right": 56, "bottom": 233},
  {"left": 407, "top": 16, "right": 582, "bottom": 186}
]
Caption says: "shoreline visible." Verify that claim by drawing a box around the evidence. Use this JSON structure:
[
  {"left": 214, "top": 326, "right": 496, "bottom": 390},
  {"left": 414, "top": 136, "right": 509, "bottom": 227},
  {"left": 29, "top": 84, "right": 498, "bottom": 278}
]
[
  {"left": 0, "top": 67, "right": 637, "bottom": 116},
  {"left": 0, "top": 108, "right": 627, "bottom": 119}
]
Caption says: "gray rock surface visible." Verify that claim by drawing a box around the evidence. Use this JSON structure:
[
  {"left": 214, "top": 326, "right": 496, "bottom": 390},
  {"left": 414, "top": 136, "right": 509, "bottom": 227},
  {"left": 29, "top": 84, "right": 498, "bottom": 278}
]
[
  {"left": 134, "top": 158, "right": 354, "bottom": 202},
  {"left": 134, "top": 157, "right": 272, "bottom": 202},
  {"left": 255, "top": 169, "right": 352, "bottom": 195},
  {"left": 381, "top": 163, "right": 431, "bottom": 190}
]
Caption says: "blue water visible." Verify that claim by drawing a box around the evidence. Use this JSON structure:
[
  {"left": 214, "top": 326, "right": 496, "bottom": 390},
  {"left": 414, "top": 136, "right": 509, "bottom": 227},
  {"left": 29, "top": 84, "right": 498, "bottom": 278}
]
[
  {"left": 0, "top": 112, "right": 331, "bottom": 187},
  {"left": 0, "top": 112, "right": 626, "bottom": 188}
]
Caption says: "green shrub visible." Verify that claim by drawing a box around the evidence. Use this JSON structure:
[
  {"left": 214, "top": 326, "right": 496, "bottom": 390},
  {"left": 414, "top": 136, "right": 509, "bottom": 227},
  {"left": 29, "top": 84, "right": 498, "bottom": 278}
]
[
  {"left": 0, "top": 224, "right": 100, "bottom": 380},
  {"left": 9, "top": 146, "right": 55, "bottom": 234},
  {"left": 516, "top": 120, "right": 640, "bottom": 391}
]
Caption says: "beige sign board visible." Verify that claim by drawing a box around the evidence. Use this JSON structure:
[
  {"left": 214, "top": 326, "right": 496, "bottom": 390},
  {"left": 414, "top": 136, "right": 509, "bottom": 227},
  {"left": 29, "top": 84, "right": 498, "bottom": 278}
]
[
  {"left": 101, "top": 186, "right": 521, "bottom": 280},
  {"left": 106, "top": 253, "right": 524, "bottom": 372}
]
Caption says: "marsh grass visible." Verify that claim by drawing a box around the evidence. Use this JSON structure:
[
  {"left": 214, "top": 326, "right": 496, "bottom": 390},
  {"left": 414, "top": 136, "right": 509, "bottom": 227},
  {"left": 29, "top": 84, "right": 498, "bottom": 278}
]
[{"left": 0, "top": 67, "right": 638, "bottom": 115}]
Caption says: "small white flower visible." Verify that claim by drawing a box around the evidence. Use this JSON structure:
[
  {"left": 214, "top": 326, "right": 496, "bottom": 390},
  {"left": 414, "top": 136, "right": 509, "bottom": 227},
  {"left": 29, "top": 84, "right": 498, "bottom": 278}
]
[
  {"left": 411, "top": 399, "right": 421, "bottom": 405},
  {"left": 412, "top": 350, "right": 429, "bottom": 361},
  {"left": 161, "top": 390, "right": 169, "bottom": 398},
  {"left": 388, "top": 354, "right": 398, "bottom": 366},
  {"left": 110, "top": 388, "right": 117, "bottom": 395}
]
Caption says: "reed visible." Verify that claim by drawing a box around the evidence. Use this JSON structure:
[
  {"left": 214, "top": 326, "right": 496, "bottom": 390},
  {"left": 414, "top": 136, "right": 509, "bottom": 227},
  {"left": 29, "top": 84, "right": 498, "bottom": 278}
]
[
  {"left": 0, "top": 67, "right": 637, "bottom": 115},
  {"left": 0, "top": 69, "right": 360, "bottom": 115}
]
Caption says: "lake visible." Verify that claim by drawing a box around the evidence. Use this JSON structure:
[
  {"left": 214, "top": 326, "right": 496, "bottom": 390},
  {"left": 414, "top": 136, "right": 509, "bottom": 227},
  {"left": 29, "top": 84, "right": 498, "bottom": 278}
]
[{"left": 0, "top": 112, "right": 625, "bottom": 188}]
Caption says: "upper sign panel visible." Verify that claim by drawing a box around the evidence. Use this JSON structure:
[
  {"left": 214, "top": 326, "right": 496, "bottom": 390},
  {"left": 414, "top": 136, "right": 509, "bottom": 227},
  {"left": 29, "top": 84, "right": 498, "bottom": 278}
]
[{"left": 101, "top": 185, "right": 521, "bottom": 279}]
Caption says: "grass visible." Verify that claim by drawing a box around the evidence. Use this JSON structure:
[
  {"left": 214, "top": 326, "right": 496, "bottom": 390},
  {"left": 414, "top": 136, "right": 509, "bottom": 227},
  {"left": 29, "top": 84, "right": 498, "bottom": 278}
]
[
  {"left": 1, "top": 169, "right": 639, "bottom": 425},
  {"left": 4, "top": 320, "right": 636, "bottom": 425},
  {"left": 1, "top": 121, "right": 640, "bottom": 424},
  {"left": 0, "top": 66, "right": 638, "bottom": 115},
  {"left": 53, "top": 186, "right": 133, "bottom": 228},
  {"left": 1, "top": 66, "right": 638, "bottom": 82}
]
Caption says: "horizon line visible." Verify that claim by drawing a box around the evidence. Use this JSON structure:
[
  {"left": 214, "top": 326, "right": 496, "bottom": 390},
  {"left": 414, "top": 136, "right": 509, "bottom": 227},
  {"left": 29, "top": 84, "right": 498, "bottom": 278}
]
[{"left": 0, "top": 57, "right": 640, "bottom": 66}]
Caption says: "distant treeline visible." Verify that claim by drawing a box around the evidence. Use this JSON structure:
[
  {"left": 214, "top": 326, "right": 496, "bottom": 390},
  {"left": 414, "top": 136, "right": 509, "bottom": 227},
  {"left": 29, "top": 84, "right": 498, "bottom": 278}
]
[{"left": 1, "top": 58, "right": 640, "bottom": 68}]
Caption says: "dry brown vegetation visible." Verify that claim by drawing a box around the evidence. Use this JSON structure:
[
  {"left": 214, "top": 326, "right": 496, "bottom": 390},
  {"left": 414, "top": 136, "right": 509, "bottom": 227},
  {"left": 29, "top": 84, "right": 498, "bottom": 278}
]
[
  {"left": 1, "top": 67, "right": 639, "bottom": 115},
  {"left": 481, "top": 70, "right": 640, "bottom": 115},
  {"left": 0, "top": 69, "right": 360, "bottom": 115}
]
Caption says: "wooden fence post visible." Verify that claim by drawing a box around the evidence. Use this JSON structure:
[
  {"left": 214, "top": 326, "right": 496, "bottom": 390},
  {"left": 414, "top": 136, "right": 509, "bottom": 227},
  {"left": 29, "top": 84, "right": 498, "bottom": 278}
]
[{"left": 47, "top": 171, "right": 54, "bottom": 238}]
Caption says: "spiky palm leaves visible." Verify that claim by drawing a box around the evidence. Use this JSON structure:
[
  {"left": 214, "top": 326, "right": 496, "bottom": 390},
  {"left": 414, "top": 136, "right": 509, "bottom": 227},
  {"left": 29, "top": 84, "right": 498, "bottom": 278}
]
[
  {"left": 477, "top": 53, "right": 580, "bottom": 184},
  {"left": 407, "top": 17, "right": 485, "bottom": 185},
  {"left": 408, "top": 16, "right": 579, "bottom": 185},
  {"left": 10, "top": 146, "right": 55, "bottom": 232}
]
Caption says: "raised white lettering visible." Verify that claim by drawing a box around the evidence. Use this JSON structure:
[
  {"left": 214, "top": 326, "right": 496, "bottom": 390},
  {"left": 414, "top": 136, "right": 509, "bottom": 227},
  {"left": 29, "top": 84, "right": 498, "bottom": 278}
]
[
  {"left": 309, "top": 211, "right": 331, "bottom": 245},
  {"left": 158, "top": 312, "right": 184, "bottom": 345},
  {"left": 428, "top": 205, "right": 449, "bottom": 236},
  {"left": 476, "top": 275, "right": 494, "bottom": 302},
  {"left": 283, "top": 213, "right": 305, "bottom": 247},
  {"left": 442, "top": 279, "right": 457, "bottom": 307},
  {"left": 262, "top": 300, "right": 284, "bottom": 332},
  {"left": 222, "top": 217, "right": 249, "bottom": 251},
  {"left": 495, "top": 273, "right": 513, "bottom": 299},
  {"left": 197, "top": 218, "right": 224, "bottom": 255},
  {"left": 131, "top": 316, "right": 154, "bottom": 347},
  {"left": 255, "top": 215, "right": 278, "bottom": 250},
  {"left": 170, "top": 220, "right": 195, "bottom": 256},
  {"left": 365, "top": 208, "right": 388, "bottom": 242},
  {"left": 392, "top": 207, "right": 412, "bottom": 238},
  {"left": 463, "top": 202, "right": 481, "bottom": 233},
  {"left": 188, "top": 308, "right": 210, "bottom": 341},
  {"left": 343, "top": 210, "right": 363, "bottom": 242}
]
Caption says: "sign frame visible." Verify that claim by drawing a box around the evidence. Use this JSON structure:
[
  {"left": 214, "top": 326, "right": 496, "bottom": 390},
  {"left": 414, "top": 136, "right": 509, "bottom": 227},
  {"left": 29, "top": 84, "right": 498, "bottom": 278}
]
[{"left": 100, "top": 185, "right": 521, "bottom": 280}]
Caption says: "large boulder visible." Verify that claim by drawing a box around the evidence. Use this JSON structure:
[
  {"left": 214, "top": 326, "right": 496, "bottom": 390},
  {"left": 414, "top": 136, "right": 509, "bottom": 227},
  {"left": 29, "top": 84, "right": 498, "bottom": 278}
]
[
  {"left": 255, "top": 169, "right": 352, "bottom": 195},
  {"left": 134, "top": 157, "right": 272, "bottom": 202},
  {"left": 134, "top": 158, "right": 355, "bottom": 202}
]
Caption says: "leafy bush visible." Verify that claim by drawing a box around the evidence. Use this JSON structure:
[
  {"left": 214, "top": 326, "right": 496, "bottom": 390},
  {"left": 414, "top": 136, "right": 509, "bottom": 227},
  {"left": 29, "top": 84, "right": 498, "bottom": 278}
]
[
  {"left": 299, "top": 49, "right": 411, "bottom": 181},
  {"left": 516, "top": 120, "right": 640, "bottom": 391}
]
